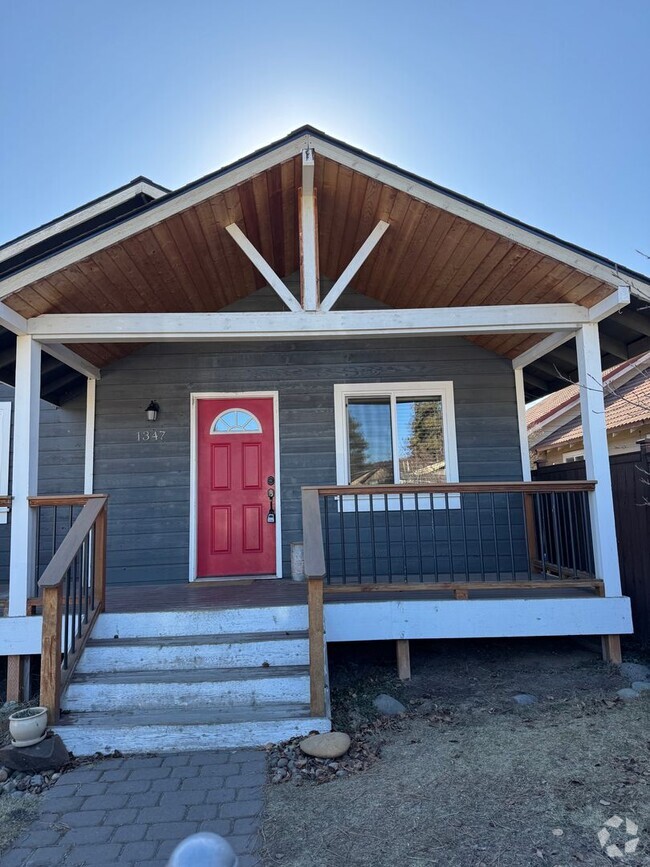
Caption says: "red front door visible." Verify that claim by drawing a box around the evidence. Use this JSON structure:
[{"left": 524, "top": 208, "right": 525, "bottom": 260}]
[{"left": 196, "top": 397, "right": 277, "bottom": 578}]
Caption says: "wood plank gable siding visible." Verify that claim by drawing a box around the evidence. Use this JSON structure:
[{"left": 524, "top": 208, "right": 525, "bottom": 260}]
[
  {"left": 0, "top": 154, "right": 618, "bottom": 371},
  {"left": 88, "top": 335, "right": 521, "bottom": 585},
  {"left": 0, "top": 385, "right": 85, "bottom": 591}
]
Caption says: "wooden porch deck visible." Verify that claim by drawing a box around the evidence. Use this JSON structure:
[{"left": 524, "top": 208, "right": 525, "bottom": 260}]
[{"left": 100, "top": 576, "right": 605, "bottom": 614}]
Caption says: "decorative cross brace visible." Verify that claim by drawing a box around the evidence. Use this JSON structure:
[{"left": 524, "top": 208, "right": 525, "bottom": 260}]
[{"left": 225, "top": 147, "right": 389, "bottom": 311}]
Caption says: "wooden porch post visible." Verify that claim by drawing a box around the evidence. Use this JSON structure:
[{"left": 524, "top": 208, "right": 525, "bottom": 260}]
[
  {"left": 575, "top": 323, "right": 622, "bottom": 599},
  {"left": 8, "top": 336, "right": 41, "bottom": 617}
]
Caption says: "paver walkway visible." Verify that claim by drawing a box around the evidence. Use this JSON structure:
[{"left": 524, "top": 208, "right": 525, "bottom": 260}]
[{"left": 2, "top": 749, "right": 264, "bottom": 867}]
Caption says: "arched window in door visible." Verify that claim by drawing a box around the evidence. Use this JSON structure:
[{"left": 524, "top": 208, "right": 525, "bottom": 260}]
[{"left": 210, "top": 408, "right": 262, "bottom": 434}]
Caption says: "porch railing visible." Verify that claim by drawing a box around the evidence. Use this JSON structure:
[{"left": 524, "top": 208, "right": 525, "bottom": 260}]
[
  {"left": 302, "top": 482, "right": 598, "bottom": 589},
  {"left": 33, "top": 495, "right": 108, "bottom": 723},
  {"left": 302, "top": 481, "right": 599, "bottom": 714}
]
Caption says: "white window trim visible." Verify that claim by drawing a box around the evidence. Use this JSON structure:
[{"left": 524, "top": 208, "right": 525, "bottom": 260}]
[
  {"left": 0, "top": 402, "right": 11, "bottom": 524},
  {"left": 333, "top": 381, "right": 459, "bottom": 486}
]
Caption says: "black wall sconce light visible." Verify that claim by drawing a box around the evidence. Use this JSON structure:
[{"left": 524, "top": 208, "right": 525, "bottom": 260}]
[{"left": 145, "top": 400, "right": 160, "bottom": 422}]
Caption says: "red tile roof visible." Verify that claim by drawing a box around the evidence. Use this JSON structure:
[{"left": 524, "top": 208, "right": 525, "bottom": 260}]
[{"left": 531, "top": 356, "right": 650, "bottom": 452}]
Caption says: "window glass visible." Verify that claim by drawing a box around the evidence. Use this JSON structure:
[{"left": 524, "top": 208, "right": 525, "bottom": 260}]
[
  {"left": 396, "top": 397, "right": 446, "bottom": 483},
  {"left": 212, "top": 409, "right": 262, "bottom": 434},
  {"left": 347, "top": 398, "right": 394, "bottom": 484}
]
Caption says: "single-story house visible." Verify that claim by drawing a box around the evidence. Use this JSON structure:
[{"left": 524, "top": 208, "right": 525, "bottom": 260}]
[
  {"left": 528, "top": 352, "right": 650, "bottom": 465},
  {"left": 0, "top": 126, "right": 649, "bottom": 754}
]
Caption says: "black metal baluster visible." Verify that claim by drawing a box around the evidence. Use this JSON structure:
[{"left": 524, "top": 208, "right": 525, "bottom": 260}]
[
  {"left": 399, "top": 492, "right": 407, "bottom": 582},
  {"left": 385, "top": 494, "right": 393, "bottom": 584},
  {"left": 460, "top": 493, "right": 470, "bottom": 582},
  {"left": 416, "top": 493, "right": 424, "bottom": 582},
  {"left": 491, "top": 493, "right": 500, "bottom": 581},
  {"left": 323, "top": 496, "right": 331, "bottom": 584},
  {"left": 83, "top": 536, "right": 89, "bottom": 624},
  {"left": 476, "top": 493, "right": 485, "bottom": 581},
  {"left": 535, "top": 493, "right": 548, "bottom": 578},
  {"left": 70, "top": 554, "right": 78, "bottom": 653},
  {"left": 444, "top": 492, "right": 453, "bottom": 581},
  {"left": 354, "top": 495, "right": 362, "bottom": 583},
  {"left": 582, "top": 491, "right": 595, "bottom": 576},
  {"left": 63, "top": 570, "right": 70, "bottom": 669},
  {"left": 567, "top": 492, "right": 578, "bottom": 578},
  {"left": 90, "top": 526, "right": 96, "bottom": 609},
  {"left": 369, "top": 492, "right": 377, "bottom": 583},
  {"left": 429, "top": 493, "right": 439, "bottom": 582},
  {"left": 521, "top": 493, "right": 533, "bottom": 580},
  {"left": 34, "top": 506, "right": 41, "bottom": 591},
  {"left": 339, "top": 493, "right": 347, "bottom": 585},
  {"left": 506, "top": 493, "right": 516, "bottom": 580},
  {"left": 551, "top": 492, "right": 563, "bottom": 579}
]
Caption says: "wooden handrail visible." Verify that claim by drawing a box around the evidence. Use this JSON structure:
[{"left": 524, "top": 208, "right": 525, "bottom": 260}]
[
  {"left": 303, "top": 481, "right": 597, "bottom": 496},
  {"left": 29, "top": 494, "right": 106, "bottom": 507},
  {"left": 0, "top": 496, "right": 12, "bottom": 509},
  {"left": 38, "top": 497, "right": 107, "bottom": 589},
  {"left": 39, "top": 495, "right": 108, "bottom": 723}
]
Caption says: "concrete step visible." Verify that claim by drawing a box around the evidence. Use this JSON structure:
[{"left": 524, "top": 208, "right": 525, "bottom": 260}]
[
  {"left": 62, "top": 665, "right": 311, "bottom": 712},
  {"left": 92, "top": 606, "right": 308, "bottom": 640},
  {"left": 53, "top": 703, "right": 331, "bottom": 755},
  {"left": 77, "top": 631, "right": 309, "bottom": 673}
]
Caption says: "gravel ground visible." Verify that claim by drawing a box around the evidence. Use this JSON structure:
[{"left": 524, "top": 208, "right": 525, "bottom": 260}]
[{"left": 262, "top": 637, "right": 650, "bottom": 867}]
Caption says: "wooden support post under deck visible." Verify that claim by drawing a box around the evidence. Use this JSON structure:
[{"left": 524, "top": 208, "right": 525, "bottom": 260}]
[
  {"left": 6, "top": 655, "right": 22, "bottom": 702},
  {"left": 307, "top": 577, "right": 326, "bottom": 717},
  {"left": 601, "top": 635, "right": 622, "bottom": 665},
  {"left": 396, "top": 639, "right": 411, "bottom": 681},
  {"left": 40, "top": 585, "right": 63, "bottom": 724}
]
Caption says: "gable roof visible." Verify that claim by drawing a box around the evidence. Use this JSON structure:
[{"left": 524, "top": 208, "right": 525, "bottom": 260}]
[{"left": 1, "top": 125, "right": 649, "bottom": 394}]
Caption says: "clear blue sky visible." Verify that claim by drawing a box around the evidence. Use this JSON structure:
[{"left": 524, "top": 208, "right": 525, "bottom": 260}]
[{"left": 1, "top": 0, "right": 648, "bottom": 273}]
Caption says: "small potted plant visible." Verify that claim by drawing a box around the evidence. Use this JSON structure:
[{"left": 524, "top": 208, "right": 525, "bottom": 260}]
[{"left": 8, "top": 707, "right": 49, "bottom": 747}]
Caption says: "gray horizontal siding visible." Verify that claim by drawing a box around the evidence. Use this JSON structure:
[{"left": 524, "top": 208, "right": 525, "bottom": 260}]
[
  {"left": 90, "top": 336, "right": 522, "bottom": 585},
  {"left": 0, "top": 384, "right": 85, "bottom": 590}
]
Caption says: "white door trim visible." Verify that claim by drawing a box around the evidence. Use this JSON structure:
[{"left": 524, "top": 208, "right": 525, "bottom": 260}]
[{"left": 189, "top": 390, "right": 282, "bottom": 581}]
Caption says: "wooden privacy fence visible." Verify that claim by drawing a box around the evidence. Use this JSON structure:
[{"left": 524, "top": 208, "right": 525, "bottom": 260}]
[
  {"left": 31, "top": 495, "right": 108, "bottom": 723},
  {"left": 534, "top": 445, "right": 650, "bottom": 644}
]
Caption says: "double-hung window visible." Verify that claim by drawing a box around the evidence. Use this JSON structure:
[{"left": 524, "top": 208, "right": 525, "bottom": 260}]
[{"left": 333, "top": 383, "right": 459, "bottom": 488}]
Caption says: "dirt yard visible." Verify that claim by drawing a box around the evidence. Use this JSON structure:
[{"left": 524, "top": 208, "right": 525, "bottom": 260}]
[{"left": 262, "top": 638, "right": 650, "bottom": 867}]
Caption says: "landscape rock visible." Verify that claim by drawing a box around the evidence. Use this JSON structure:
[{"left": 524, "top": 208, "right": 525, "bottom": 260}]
[
  {"left": 619, "top": 662, "right": 650, "bottom": 681},
  {"left": 631, "top": 681, "right": 650, "bottom": 692},
  {"left": 0, "top": 733, "right": 69, "bottom": 773},
  {"left": 30, "top": 774, "right": 44, "bottom": 787},
  {"left": 0, "top": 768, "right": 8, "bottom": 783},
  {"left": 300, "top": 732, "right": 351, "bottom": 759},
  {"left": 373, "top": 694, "right": 406, "bottom": 715},
  {"left": 1, "top": 701, "right": 20, "bottom": 715},
  {"left": 513, "top": 693, "right": 538, "bottom": 706},
  {"left": 617, "top": 688, "right": 640, "bottom": 701}
]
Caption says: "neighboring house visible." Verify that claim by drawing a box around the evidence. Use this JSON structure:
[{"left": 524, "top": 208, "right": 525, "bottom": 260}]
[
  {"left": 528, "top": 353, "right": 650, "bottom": 466},
  {"left": 0, "top": 126, "right": 649, "bottom": 754}
]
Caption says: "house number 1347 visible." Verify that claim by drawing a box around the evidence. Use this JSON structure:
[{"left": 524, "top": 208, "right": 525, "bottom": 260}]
[{"left": 137, "top": 430, "right": 166, "bottom": 442}]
